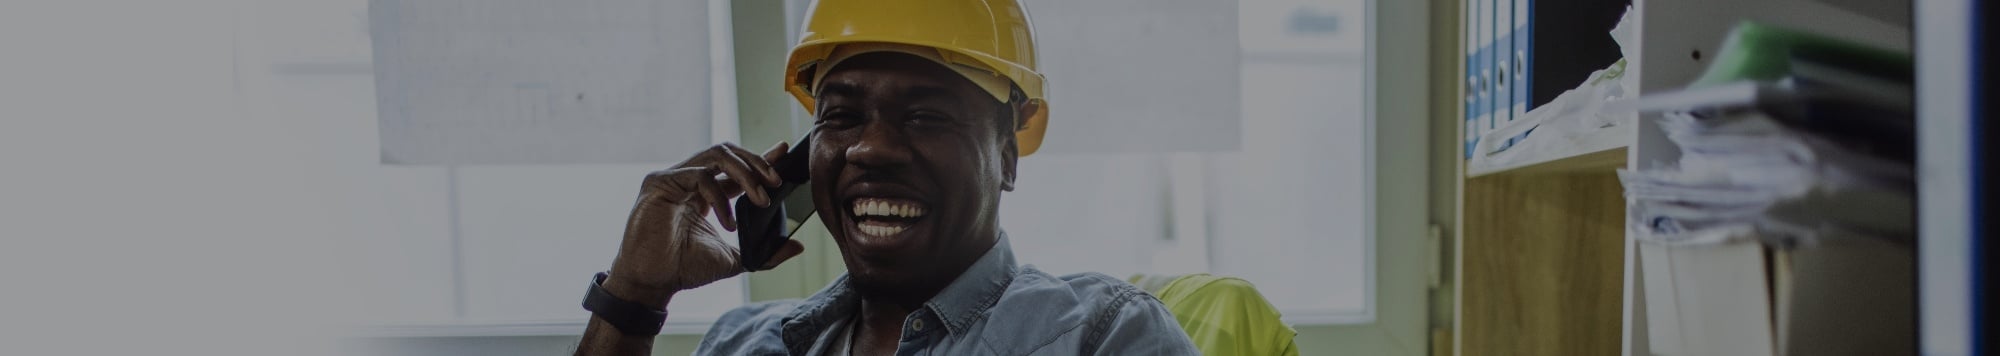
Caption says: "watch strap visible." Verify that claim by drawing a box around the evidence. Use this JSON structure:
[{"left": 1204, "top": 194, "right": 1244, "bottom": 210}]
[{"left": 582, "top": 272, "right": 668, "bottom": 336}]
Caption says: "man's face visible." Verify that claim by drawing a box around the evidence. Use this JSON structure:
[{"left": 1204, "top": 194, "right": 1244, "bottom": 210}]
[{"left": 808, "top": 53, "right": 1016, "bottom": 298}]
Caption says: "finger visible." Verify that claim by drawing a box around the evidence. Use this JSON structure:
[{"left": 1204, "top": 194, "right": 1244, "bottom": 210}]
[
  {"left": 721, "top": 142, "right": 781, "bottom": 187},
  {"left": 693, "top": 173, "right": 737, "bottom": 231},
  {"left": 715, "top": 171, "right": 769, "bottom": 208},
  {"left": 760, "top": 239, "right": 807, "bottom": 270},
  {"left": 762, "top": 141, "right": 789, "bottom": 166},
  {"left": 704, "top": 146, "right": 772, "bottom": 207}
]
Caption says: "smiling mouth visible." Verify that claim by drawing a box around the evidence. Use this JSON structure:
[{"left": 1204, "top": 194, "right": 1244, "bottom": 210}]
[{"left": 850, "top": 197, "right": 929, "bottom": 238}]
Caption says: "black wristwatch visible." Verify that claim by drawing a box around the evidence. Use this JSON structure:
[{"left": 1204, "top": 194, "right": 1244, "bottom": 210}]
[{"left": 582, "top": 272, "right": 668, "bottom": 336}]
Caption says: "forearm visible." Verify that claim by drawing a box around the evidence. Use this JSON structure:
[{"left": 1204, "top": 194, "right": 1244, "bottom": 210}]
[{"left": 574, "top": 278, "right": 677, "bottom": 356}]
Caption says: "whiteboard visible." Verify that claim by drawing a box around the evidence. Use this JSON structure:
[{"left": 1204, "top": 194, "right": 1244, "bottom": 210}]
[{"left": 370, "top": 0, "right": 713, "bottom": 164}]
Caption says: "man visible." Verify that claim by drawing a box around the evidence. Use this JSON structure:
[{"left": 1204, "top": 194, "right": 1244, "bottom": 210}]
[{"left": 573, "top": 0, "right": 1199, "bottom": 354}]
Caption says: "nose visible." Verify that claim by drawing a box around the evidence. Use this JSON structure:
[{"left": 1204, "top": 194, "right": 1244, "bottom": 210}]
[{"left": 844, "top": 116, "right": 913, "bottom": 170}]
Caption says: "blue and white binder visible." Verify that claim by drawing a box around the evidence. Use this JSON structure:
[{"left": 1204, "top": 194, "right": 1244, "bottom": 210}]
[
  {"left": 1494, "top": 0, "right": 1513, "bottom": 130},
  {"left": 1507, "top": 0, "right": 1534, "bottom": 148},
  {"left": 1472, "top": 0, "right": 1488, "bottom": 158},
  {"left": 1483, "top": 0, "right": 1537, "bottom": 155},
  {"left": 1467, "top": 0, "right": 1497, "bottom": 159},
  {"left": 1478, "top": 0, "right": 1495, "bottom": 143},
  {"left": 1511, "top": 0, "right": 1531, "bottom": 120}
]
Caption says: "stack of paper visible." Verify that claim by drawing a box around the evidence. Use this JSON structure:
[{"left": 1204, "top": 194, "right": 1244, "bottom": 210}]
[
  {"left": 1617, "top": 80, "right": 1912, "bottom": 247},
  {"left": 1616, "top": 21, "right": 1915, "bottom": 248},
  {"left": 1622, "top": 22, "right": 1918, "bottom": 356}
]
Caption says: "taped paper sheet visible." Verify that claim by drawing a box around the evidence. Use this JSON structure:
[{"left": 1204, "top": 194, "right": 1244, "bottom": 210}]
[{"left": 371, "top": 0, "right": 713, "bottom": 165}]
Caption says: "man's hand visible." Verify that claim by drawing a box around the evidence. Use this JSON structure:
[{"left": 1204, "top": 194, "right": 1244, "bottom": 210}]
[
  {"left": 578, "top": 142, "right": 805, "bottom": 356},
  {"left": 601, "top": 142, "right": 808, "bottom": 309}
]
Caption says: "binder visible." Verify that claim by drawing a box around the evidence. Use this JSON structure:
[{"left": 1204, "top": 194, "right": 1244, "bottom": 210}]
[
  {"left": 1475, "top": 0, "right": 1493, "bottom": 153},
  {"left": 1483, "top": 0, "right": 1536, "bottom": 155},
  {"left": 1462, "top": 0, "right": 1483, "bottom": 158},
  {"left": 1472, "top": 0, "right": 1488, "bottom": 158},
  {"left": 1512, "top": 0, "right": 1531, "bottom": 119},
  {"left": 1504, "top": 0, "right": 1533, "bottom": 149},
  {"left": 1494, "top": 0, "right": 1513, "bottom": 130}
]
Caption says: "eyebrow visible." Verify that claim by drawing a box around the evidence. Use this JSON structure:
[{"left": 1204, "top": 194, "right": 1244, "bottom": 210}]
[
  {"left": 816, "top": 81, "right": 966, "bottom": 107},
  {"left": 817, "top": 81, "right": 863, "bottom": 101},
  {"left": 898, "top": 85, "right": 962, "bottom": 105}
]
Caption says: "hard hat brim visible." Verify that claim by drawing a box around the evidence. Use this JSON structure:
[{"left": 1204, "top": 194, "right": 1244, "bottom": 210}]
[{"left": 786, "top": 38, "right": 1050, "bottom": 156}]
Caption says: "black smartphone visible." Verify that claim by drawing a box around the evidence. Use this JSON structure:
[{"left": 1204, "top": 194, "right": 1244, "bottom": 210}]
[{"left": 735, "top": 131, "right": 815, "bottom": 271}]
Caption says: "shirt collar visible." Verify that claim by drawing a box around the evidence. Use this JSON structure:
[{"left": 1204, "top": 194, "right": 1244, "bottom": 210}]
[
  {"left": 779, "top": 232, "right": 1019, "bottom": 350},
  {"left": 922, "top": 232, "right": 1018, "bottom": 334}
]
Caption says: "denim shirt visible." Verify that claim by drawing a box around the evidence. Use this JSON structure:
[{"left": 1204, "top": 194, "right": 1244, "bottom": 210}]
[{"left": 694, "top": 233, "right": 1199, "bottom": 355}]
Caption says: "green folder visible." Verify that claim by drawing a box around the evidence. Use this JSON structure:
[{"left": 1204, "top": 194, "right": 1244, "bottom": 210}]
[{"left": 1691, "top": 21, "right": 1912, "bottom": 87}]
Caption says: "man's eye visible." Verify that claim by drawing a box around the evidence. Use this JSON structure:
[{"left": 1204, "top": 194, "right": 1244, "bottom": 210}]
[
  {"left": 908, "top": 112, "right": 951, "bottom": 126},
  {"left": 816, "top": 111, "right": 861, "bottom": 127}
]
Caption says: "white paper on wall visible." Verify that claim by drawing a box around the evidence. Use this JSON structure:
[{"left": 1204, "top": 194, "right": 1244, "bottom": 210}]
[
  {"left": 370, "top": 0, "right": 712, "bottom": 165},
  {"left": 1025, "top": 0, "right": 1242, "bottom": 153}
]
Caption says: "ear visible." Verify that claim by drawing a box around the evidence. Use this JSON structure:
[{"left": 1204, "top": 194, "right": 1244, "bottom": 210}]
[
  {"left": 1000, "top": 99, "right": 1039, "bottom": 192},
  {"left": 1000, "top": 137, "right": 1018, "bottom": 192}
]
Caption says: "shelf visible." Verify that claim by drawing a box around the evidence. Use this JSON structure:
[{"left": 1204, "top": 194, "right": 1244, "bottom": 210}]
[
  {"left": 1465, "top": 106, "right": 1635, "bottom": 178},
  {"left": 1468, "top": 145, "right": 1627, "bottom": 178},
  {"left": 1466, "top": 134, "right": 1629, "bottom": 178},
  {"left": 1458, "top": 171, "right": 1628, "bottom": 356}
]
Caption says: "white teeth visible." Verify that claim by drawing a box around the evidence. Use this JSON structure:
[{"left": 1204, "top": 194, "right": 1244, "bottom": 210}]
[
  {"left": 850, "top": 198, "right": 927, "bottom": 218},
  {"left": 858, "top": 223, "right": 907, "bottom": 237}
]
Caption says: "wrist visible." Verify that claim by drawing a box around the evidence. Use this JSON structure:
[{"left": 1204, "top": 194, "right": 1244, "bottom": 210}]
[{"left": 601, "top": 273, "right": 676, "bottom": 310}]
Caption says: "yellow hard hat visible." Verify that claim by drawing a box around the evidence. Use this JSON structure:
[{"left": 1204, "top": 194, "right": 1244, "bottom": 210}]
[{"left": 785, "top": 0, "right": 1052, "bottom": 156}]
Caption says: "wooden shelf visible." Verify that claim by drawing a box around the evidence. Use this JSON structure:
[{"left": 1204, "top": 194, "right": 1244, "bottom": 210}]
[
  {"left": 1468, "top": 145, "right": 1627, "bottom": 178},
  {"left": 1453, "top": 0, "right": 1916, "bottom": 354},
  {"left": 1466, "top": 125, "right": 1631, "bottom": 178},
  {"left": 1458, "top": 172, "right": 1628, "bottom": 356}
]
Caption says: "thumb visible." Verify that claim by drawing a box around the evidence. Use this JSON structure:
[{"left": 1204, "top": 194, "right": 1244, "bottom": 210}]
[
  {"left": 759, "top": 239, "right": 807, "bottom": 270},
  {"left": 763, "top": 141, "right": 789, "bottom": 163}
]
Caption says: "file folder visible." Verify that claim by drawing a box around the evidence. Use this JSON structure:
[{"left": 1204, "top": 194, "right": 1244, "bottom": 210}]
[
  {"left": 1478, "top": 0, "right": 1495, "bottom": 139},
  {"left": 1472, "top": 0, "right": 1630, "bottom": 156},
  {"left": 1512, "top": 0, "right": 1531, "bottom": 120},
  {"left": 1505, "top": 0, "right": 1535, "bottom": 150},
  {"left": 1464, "top": 0, "right": 1479, "bottom": 158},
  {"left": 1494, "top": 0, "right": 1512, "bottom": 131},
  {"left": 1465, "top": 0, "right": 1491, "bottom": 158}
]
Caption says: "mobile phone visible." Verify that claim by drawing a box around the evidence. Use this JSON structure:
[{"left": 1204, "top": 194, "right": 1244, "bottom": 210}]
[{"left": 735, "top": 131, "right": 815, "bottom": 271}]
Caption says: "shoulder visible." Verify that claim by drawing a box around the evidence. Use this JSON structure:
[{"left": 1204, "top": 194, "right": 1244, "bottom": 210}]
[
  {"left": 1052, "top": 271, "right": 1196, "bottom": 353},
  {"left": 980, "top": 267, "right": 1196, "bottom": 354},
  {"left": 1001, "top": 268, "right": 1152, "bottom": 304},
  {"left": 693, "top": 299, "right": 802, "bottom": 355},
  {"left": 989, "top": 268, "right": 1148, "bottom": 318}
]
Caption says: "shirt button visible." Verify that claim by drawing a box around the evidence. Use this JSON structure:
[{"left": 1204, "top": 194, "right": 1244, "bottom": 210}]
[{"left": 911, "top": 319, "right": 926, "bottom": 332}]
